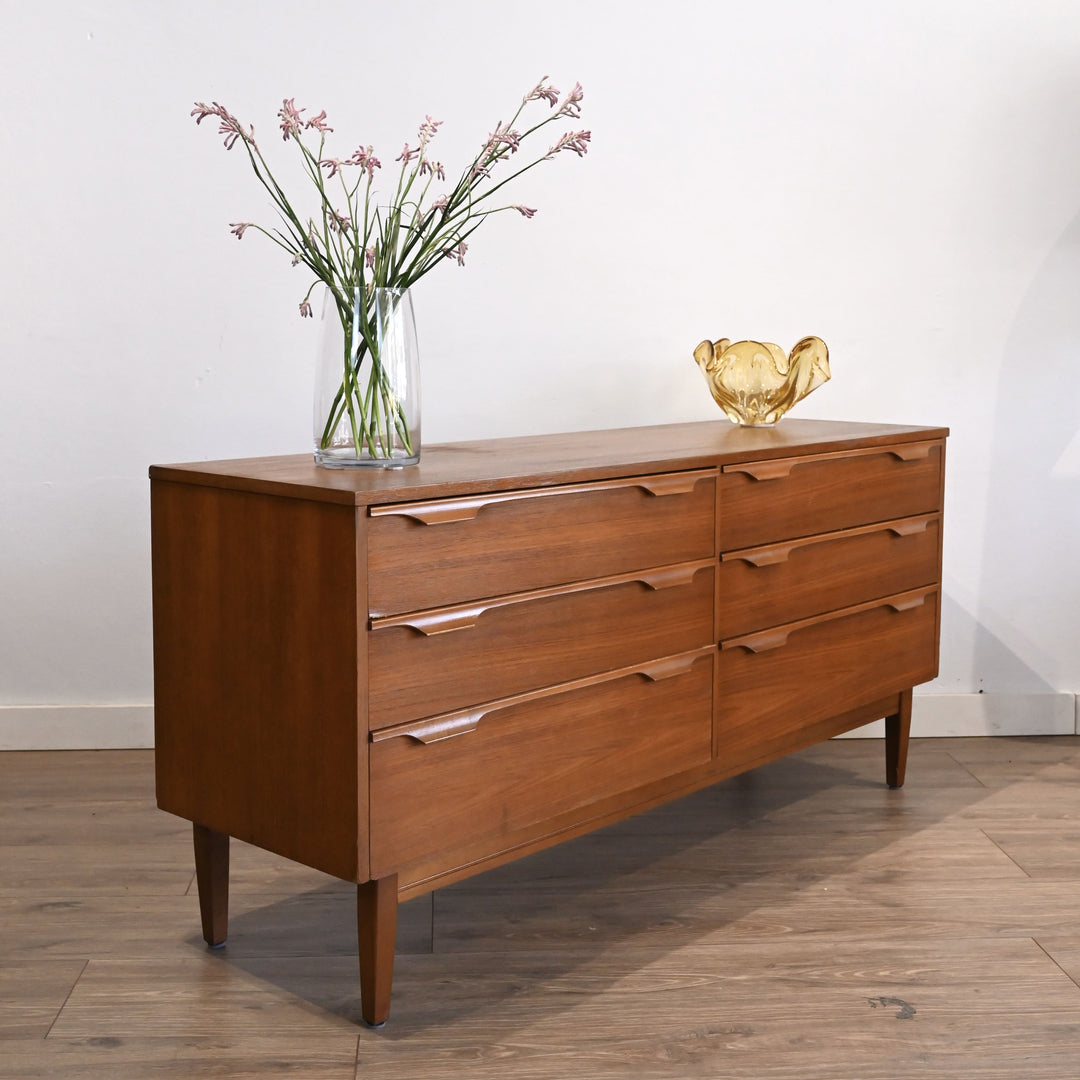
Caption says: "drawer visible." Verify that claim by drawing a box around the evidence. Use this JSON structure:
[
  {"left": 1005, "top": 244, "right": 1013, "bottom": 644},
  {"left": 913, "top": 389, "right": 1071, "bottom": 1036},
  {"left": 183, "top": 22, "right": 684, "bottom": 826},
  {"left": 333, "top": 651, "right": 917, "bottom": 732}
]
[
  {"left": 716, "top": 587, "right": 939, "bottom": 770},
  {"left": 368, "top": 561, "right": 715, "bottom": 728},
  {"left": 369, "top": 649, "right": 714, "bottom": 875},
  {"left": 717, "top": 514, "right": 941, "bottom": 639},
  {"left": 718, "top": 441, "right": 944, "bottom": 550},
  {"left": 367, "top": 470, "right": 716, "bottom": 615}
]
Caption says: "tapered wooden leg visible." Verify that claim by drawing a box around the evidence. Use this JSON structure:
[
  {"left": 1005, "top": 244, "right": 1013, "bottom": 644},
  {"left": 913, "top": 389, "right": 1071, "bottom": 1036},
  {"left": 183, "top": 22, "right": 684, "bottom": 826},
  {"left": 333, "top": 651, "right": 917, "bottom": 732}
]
[
  {"left": 193, "top": 823, "right": 229, "bottom": 947},
  {"left": 885, "top": 688, "right": 913, "bottom": 789},
  {"left": 357, "top": 875, "right": 398, "bottom": 1027}
]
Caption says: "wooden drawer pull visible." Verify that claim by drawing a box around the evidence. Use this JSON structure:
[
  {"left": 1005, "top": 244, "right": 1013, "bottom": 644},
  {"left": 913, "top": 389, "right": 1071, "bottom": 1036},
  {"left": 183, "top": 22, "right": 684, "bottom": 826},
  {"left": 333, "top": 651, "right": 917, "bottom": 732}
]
[
  {"left": 638, "top": 564, "right": 705, "bottom": 590},
  {"left": 368, "top": 470, "right": 717, "bottom": 525},
  {"left": 384, "top": 607, "right": 485, "bottom": 635},
  {"left": 723, "top": 442, "right": 939, "bottom": 483},
  {"left": 888, "top": 443, "right": 934, "bottom": 462},
  {"left": 375, "top": 497, "right": 487, "bottom": 525},
  {"left": 637, "top": 653, "right": 706, "bottom": 680},
  {"left": 725, "top": 542, "right": 796, "bottom": 567},
  {"left": 723, "top": 514, "right": 938, "bottom": 567},
  {"left": 372, "top": 710, "right": 485, "bottom": 745},
  {"left": 726, "top": 627, "right": 792, "bottom": 653},
  {"left": 886, "top": 594, "right": 927, "bottom": 613},
  {"left": 887, "top": 517, "right": 932, "bottom": 537},
  {"left": 635, "top": 474, "right": 712, "bottom": 497},
  {"left": 370, "top": 560, "right": 714, "bottom": 636},
  {"left": 724, "top": 460, "right": 797, "bottom": 482},
  {"left": 722, "top": 586, "right": 936, "bottom": 653},
  {"left": 371, "top": 647, "right": 715, "bottom": 743}
]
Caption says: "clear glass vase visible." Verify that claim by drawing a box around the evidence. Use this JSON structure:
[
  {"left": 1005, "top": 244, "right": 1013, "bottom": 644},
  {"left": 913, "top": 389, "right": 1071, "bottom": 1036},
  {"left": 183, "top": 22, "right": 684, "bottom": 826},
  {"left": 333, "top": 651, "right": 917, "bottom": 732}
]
[{"left": 314, "top": 285, "right": 421, "bottom": 467}]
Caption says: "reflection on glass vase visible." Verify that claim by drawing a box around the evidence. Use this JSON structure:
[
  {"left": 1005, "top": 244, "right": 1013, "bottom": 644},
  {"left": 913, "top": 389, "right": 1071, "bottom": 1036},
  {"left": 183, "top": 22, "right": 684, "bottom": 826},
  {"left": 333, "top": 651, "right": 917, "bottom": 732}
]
[{"left": 314, "top": 285, "right": 421, "bottom": 467}]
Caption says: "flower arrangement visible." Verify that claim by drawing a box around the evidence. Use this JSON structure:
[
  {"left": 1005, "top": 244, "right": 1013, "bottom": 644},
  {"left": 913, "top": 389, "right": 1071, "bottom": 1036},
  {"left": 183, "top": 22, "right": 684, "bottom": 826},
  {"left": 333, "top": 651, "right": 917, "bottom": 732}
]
[{"left": 191, "top": 77, "right": 590, "bottom": 464}]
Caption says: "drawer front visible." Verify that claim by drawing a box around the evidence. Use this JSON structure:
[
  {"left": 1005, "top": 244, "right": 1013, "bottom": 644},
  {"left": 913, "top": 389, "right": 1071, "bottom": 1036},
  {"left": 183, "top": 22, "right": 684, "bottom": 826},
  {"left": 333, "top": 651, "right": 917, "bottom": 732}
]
[
  {"left": 367, "top": 471, "right": 716, "bottom": 616},
  {"left": 368, "top": 562, "right": 715, "bottom": 728},
  {"left": 716, "top": 588, "right": 938, "bottom": 770},
  {"left": 369, "top": 650, "right": 714, "bottom": 875},
  {"left": 717, "top": 514, "right": 941, "bottom": 639},
  {"left": 718, "top": 441, "right": 944, "bottom": 551}
]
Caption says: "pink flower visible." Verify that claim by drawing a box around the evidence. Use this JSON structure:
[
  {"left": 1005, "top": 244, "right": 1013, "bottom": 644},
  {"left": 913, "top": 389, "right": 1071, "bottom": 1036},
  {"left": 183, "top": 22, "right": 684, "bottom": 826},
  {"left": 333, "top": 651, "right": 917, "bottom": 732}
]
[
  {"left": 192, "top": 102, "right": 255, "bottom": 149},
  {"left": 545, "top": 129, "right": 591, "bottom": 159},
  {"left": 511, "top": 205, "right": 537, "bottom": 219},
  {"left": 329, "top": 209, "right": 351, "bottom": 233},
  {"left": 319, "top": 157, "right": 343, "bottom": 178},
  {"left": 485, "top": 121, "right": 521, "bottom": 155},
  {"left": 558, "top": 82, "right": 584, "bottom": 119},
  {"left": 431, "top": 195, "right": 449, "bottom": 211},
  {"left": 347, "top": 145, "right": 381, "bottom": 178},
  {"left": 305, "top": 110, "right": 333, "bottom": 134},
  {"left": 191, "top": 101, "right": 227, "bottom": 125},
  {"left": 299, "top": 300, "right": 313, "bottom": 318},
  {"left": 446, "top": 240, "right": 468, "bottom": 266},
  {"left": 278, "top": 98, "right": 304, "bottom": 140},
  {"left": 418, "top": 115, "right": 442, "bottom": 145},
  {"left": 229, "top": 222, "right": 252, "bottom": 239},
  {"left": 365, "top": 246, "right": 376, "bottom": 270},
  {"left": 396, "top": 142, "right": 419, "bottom": 164},
  {"left": 524, "top": 76, "right": 559, "bottom": 107}
]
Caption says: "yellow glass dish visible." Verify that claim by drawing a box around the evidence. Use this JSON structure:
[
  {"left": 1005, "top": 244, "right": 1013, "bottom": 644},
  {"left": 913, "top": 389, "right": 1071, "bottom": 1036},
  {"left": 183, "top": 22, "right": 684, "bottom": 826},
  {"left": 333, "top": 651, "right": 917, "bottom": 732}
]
[{"left": 693, "top": 336, "right": 830, "bottom": 426}]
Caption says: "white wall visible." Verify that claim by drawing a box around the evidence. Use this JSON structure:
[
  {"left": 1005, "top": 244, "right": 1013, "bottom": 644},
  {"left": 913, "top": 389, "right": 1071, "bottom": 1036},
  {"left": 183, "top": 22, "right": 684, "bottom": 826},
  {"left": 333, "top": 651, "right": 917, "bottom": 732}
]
[{"left": 2, "top": 0, "right": 1078, "bottom": 747}]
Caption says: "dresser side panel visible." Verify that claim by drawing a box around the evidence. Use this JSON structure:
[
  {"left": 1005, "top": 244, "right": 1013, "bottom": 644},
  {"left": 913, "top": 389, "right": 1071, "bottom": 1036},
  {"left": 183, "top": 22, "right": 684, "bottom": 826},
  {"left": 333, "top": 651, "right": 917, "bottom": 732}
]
[{"left": 151, "top": 480, "right": 363, "bottom": 881}]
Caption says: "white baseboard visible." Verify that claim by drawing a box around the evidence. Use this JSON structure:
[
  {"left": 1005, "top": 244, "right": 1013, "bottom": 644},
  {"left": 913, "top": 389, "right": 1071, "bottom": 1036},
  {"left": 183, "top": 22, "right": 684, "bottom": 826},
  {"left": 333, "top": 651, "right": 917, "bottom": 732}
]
[
  {"left": 0, "top": 705, "right": 154, "bottom": 750},
  {"left": 0, "top": 694, "right": 1076, "bottom": 750},
  {"left": 835, "top": 692, "right": 1078, "bottom": 738}
]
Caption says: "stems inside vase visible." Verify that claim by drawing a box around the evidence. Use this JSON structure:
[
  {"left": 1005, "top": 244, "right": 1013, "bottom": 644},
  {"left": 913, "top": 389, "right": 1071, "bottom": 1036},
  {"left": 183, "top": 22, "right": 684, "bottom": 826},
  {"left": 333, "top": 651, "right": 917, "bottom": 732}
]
[{"left": 315, "top": 286, "right": 420, "bottom": 466}]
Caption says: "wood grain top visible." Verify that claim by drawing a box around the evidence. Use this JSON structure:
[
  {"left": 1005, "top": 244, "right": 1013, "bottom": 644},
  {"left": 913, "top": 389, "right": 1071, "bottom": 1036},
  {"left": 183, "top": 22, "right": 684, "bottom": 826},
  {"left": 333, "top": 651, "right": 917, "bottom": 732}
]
[{"left": 148, "top": 419, "right": 949, "bottom": 505}]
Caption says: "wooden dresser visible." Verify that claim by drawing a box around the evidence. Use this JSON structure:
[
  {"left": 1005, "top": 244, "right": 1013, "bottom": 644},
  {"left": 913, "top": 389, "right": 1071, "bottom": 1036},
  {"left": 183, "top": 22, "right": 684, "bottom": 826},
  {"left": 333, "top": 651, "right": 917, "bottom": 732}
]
[{"left": 150, "top": 418, "right": 947, "bottom": 1025}]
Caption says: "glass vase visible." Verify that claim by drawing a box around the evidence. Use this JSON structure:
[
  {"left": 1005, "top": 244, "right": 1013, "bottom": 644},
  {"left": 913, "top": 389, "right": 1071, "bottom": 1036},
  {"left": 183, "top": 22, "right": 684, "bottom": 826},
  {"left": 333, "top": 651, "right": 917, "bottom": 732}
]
[{"left": 314, "top": 285, "right": 421, "bottom": 467}]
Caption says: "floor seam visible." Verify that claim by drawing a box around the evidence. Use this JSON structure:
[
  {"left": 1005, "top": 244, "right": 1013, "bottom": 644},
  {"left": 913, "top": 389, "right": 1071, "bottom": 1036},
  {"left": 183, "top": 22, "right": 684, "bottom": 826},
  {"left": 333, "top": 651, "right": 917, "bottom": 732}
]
[
  {"left": 43, "top": 957, "right": 89, "bottom": 1039},
  {"left": 1033, "top": 937, "right": 1080, "bottom": 993},
  {"left": 943, "top": 750, "right": 989, "bottom": 787},
  {"left": 979, "top": 828, "right": 1033, "bottom": 878}
]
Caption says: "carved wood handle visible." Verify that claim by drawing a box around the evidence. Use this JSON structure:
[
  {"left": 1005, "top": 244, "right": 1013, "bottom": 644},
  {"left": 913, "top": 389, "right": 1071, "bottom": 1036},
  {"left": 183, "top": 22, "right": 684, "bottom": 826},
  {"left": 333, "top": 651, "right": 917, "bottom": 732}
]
[
  {"left": 722, "top": 514, "right": 938, "bottom": 567},
  {"left": 370, "top": 560, "right": 714, "bottom": 636},
  {"left": 724, "top": 460, "right": 797, "bottom": 482},
  {"left": 724, "top": 627, "right": 792, "bottom": 653},
  {"left": 637, "top": 653, "right": 708, "bottom": 680},
  {"left": 370, "top": 647, "right": 715, "bottom": 743},
  {"left": 723, "top": 442, "right": 939, "bottom": 483},
  {"left": 722, "top": 587, "right": 936, "bottom": 654},
  {"left": 886, "top": 594, "right": 928, "bottom": 613},
  {"left": 724, "top": 542, "right": 797, "bottom": 567},
  {"left": 370, "top": 710, "right": 486, "bottom": 744},
  {"left": 886, "top": 516, "right": 932, "bottom": 537},
  {"left": 368, "top": 470, "right": 717, "bottom": 525},
  {"left": 888, "top": 443, "right": 934, "bottom": 462}
]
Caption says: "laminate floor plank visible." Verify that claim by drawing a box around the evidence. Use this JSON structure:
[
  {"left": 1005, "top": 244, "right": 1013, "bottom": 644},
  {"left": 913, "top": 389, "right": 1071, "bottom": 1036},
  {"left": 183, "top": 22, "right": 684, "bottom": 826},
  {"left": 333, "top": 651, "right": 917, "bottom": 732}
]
[
  {"left": 0, "top": 892, "right": 431, "bottom": 964},
  {"left": 0, "top": 751, "right": 156, "bottom": 801},
  {"left": 4, "top": 738, "right": 1080, "bottom": 1077},
  {"left": 1, "top": 1035, "right": 361, "bottom": 1079},
  {"left": 0, "top": 843, "right": 195, "bottom": 896}
]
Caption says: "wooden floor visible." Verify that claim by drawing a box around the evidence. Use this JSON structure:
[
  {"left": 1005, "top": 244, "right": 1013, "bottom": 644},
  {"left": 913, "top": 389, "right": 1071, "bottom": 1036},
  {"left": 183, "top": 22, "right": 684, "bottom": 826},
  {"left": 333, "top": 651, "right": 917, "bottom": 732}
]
[{"left": 4, "top": 737, "right": 1080, "bottom": 1078}]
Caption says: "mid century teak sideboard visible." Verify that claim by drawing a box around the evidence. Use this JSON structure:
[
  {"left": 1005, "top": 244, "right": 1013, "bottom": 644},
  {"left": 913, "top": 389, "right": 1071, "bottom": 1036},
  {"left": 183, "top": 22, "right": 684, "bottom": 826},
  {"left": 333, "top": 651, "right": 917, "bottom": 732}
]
[{"left": 149, "top": 418, "right": 947, "bottom": 1025}]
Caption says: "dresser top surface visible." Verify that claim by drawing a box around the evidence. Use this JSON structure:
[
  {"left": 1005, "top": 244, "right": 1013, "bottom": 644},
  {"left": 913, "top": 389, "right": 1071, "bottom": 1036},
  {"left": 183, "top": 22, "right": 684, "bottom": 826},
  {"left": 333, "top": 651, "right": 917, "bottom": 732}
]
[{"left": 149, "top": 418, "right": 948, "bottom": 505}]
